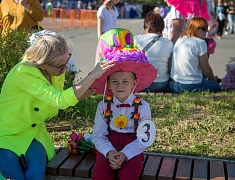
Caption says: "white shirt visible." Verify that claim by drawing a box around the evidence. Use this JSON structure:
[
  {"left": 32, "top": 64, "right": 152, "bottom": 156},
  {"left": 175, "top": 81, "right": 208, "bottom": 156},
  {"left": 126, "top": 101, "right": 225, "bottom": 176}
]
[
  {"left": 92, "top": 94, "right": 154, "bottom": 160},
  {"left": 134, "top": 34, "right": 173, "bottom": 82},
  {"left": 97, "top": 5, "right": 119, "bottom": 34},
  {"left": 170, "top": 37, "right": 207, "bottom": 84}
]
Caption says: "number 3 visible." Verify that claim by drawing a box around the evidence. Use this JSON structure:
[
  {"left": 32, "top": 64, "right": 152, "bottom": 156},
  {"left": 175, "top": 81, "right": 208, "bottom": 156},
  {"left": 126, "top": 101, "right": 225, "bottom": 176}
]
[{"left": 137, "top": 120, "right": 156, "bottom": 147}]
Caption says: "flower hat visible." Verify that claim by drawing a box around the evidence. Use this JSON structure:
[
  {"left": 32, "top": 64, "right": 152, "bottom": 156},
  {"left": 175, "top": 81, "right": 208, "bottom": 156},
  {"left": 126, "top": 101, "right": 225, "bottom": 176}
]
[{"left": 90, "top": 28, "right": 158, "bottom": 95}]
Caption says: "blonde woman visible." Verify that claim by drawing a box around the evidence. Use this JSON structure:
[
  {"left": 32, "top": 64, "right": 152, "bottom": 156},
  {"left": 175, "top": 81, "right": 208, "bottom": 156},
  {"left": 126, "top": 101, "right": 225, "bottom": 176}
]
[
  {"left": 97, "top": 0, "right": 119, "bottom": 39},
  {"left": 0, "top": 30, "right": 115, "bottom": 179}
]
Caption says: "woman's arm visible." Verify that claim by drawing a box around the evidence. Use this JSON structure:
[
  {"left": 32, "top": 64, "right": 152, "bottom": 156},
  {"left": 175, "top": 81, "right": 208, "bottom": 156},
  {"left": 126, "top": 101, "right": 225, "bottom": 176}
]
[
  {"left": 97, "top": 17, "right": 104, "bottom": 40},
  {"left": 72, "top": 60, "right": 115, "bottom": 99},
  {"left": 199, "top": 53, "right": 217, "bottom": 82},
  {"left": 169, "top": 19, "right": 184, "bottom": 43}
]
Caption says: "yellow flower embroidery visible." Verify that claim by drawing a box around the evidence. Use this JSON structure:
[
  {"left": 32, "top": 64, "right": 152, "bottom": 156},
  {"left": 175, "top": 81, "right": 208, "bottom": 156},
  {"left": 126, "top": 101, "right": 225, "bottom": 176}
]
[{"left": 113, "top": 115, "right": 128, "bottom": 129}]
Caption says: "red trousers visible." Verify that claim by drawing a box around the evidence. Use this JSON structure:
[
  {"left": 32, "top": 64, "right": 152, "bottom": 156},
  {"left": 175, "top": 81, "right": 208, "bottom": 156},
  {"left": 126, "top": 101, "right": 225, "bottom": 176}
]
[{"left": 92, "top": 130, "right": 144, "bottom": 180}]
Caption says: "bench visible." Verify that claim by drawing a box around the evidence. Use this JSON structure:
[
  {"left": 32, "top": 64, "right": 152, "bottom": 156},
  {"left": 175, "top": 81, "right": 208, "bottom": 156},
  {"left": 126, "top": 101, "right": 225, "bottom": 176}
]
[{"left": 45, "top": 147, "right": 235, "bottom": 180}]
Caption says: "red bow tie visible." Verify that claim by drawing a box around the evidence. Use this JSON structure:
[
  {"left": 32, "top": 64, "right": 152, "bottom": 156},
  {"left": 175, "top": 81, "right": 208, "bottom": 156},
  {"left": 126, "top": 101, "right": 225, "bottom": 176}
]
[{"left": 116, "top": 104, "right": 131, "bottom": 108}]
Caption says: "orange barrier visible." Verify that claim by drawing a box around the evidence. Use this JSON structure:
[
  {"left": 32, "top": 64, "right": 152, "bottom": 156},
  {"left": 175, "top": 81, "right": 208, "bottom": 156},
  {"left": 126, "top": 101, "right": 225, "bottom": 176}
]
[{"left": 40, "top": 9, "right": 97, "bottom": 31}]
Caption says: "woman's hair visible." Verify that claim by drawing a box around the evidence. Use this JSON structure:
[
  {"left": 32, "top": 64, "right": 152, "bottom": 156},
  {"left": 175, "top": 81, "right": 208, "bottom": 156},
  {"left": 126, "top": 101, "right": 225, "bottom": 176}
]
[
  {"left": 144, "top": 11, "right": 164, "bottom": 34},
  {"left": 25, "top": 35, "right": 69, "bottom": 66},
  {"left": 182, "top": 17, "right": 208, "bottom": 37}
]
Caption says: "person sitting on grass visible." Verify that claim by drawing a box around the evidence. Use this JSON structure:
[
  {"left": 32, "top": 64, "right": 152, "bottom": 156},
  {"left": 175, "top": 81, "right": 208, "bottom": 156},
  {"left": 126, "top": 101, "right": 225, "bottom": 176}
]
[
  {"left": 170, "top": 17, "right": 221, "bottom": 93},
  {"left": 90, "top": 28, "right": 157, "bottom": 180}
]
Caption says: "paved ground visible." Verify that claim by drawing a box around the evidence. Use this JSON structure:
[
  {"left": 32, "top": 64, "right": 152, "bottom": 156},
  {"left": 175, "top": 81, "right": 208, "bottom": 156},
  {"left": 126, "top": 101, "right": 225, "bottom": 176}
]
[{"left": 40, "top": 18, "right": 235, "bottom": 80}]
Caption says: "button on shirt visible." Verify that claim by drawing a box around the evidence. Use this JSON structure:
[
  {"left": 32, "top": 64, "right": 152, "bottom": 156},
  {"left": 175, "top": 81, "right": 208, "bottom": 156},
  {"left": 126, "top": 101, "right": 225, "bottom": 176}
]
[{"left": 92, "top": 94, "right": 154, "bottom": 160}]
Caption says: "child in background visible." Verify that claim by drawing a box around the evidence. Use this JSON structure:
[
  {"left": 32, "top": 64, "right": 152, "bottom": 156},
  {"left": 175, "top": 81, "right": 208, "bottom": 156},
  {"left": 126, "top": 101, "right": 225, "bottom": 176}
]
[
  {"left": 206, "top": 11, "right": 218, "bottom": 55},
  {"left": 90, "top": 28, "right": 157, "bottom": 180},
  {"left": 97, "top": 0, "right": 119, "bottom": 39}
]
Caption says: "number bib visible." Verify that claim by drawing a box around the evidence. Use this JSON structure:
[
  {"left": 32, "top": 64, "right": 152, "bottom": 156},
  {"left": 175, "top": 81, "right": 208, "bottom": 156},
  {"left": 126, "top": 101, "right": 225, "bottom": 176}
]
[{"left": 136, "top": 120, "right": 156, "bottom": 147}]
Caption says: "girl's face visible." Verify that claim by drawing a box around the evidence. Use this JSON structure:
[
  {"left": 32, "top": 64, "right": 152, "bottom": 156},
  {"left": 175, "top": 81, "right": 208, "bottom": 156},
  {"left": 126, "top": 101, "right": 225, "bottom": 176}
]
[{"left": 108, "top": 71, "right": 137, "bottom": 102}]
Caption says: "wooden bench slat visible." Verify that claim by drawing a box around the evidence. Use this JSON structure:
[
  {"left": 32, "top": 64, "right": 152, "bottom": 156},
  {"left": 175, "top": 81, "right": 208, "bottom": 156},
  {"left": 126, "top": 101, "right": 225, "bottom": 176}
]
[
  {"left": 192, "top": 159, "right": 208, "bottom": 180},
  {"left": 158, "top": 157, "right": 176, "bottom": 180},
  {"left": 46, "top": 148, "right": 71, "bottom": 175},
  {"left": 75, "top": 153, "right": 96, "bottom": 177},
  {"left": 226, "top": 162, "right": 235, "bottom": 180},
  {"left": 175, "top": 158, "right": 192, "bottom": 180},
  {"left": 59, "top": 153, "right": 87, "bottom": 176},
  {"left": 210, "top": 160, "right": 225, "bottom": 180},
  {"left": 141, "top": 155, "right": 161, "bottom": 180}
]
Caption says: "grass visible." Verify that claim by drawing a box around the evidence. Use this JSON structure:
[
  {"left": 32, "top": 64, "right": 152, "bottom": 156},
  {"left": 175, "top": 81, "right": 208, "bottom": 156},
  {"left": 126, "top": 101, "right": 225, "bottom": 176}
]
[{"left": 45, "top": 91, "right": 235, "bottom": 160}]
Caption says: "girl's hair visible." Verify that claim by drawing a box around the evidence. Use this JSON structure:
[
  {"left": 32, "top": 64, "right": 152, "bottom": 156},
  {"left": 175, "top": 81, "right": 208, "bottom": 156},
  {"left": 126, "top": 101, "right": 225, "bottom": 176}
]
[
  {"left": 144, "top": 11, "right": 164, "bottom": 34},
  {"left": 182, "top": 17, "right": 208, "bottom": 37},
  {"left": 25, "top": 35, "right": 68, "bottom": 66},
  {"left": 103, "top": 0, "right": 116, "bottom": 9}
]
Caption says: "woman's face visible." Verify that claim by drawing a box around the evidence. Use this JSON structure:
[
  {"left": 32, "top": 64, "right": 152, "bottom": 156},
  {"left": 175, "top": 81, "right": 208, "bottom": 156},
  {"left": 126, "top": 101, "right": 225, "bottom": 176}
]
[
  {"left": 42, "top": 53, "right": 71, "bottom": 76},
  {"left": 196, "top": 25, "right": 208, "bottom": 39}
]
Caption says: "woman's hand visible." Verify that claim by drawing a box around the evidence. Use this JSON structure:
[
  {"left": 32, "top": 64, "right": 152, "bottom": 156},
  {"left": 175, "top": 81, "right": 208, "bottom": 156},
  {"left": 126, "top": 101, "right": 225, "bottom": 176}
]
[
  {"left": 89, "top": 60, "right": 116, "bottom": 80},
  {"left": 73, "top": 60, "right": 115, "bottom": 100}
]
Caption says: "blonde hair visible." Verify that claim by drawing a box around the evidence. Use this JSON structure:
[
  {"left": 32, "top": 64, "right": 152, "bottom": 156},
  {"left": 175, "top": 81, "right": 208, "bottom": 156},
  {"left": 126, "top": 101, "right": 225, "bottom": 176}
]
[
  {"left": 24, "top": 35, "right": 69, "bottom": 66},
  {"left": 182, "top": 17, "right": 208, "bottom": 37}
]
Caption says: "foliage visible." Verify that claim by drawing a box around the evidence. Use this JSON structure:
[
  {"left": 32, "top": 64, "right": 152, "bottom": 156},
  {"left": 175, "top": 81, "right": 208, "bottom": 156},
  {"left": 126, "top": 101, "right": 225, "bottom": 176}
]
[{"left": 0, "top": 29, "right": 29, "bottom": 90}]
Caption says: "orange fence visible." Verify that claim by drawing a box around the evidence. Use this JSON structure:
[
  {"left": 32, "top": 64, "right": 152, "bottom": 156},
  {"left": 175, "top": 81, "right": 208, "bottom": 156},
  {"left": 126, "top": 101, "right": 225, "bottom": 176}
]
[{"left": 39, "top": 9, "right": 97, "bottom": 31}]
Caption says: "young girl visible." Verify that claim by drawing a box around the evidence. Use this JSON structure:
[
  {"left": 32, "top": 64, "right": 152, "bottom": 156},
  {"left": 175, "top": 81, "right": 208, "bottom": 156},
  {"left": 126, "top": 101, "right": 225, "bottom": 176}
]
[
  {"left": 97, "top": 0, "right": 119, "bottom": 39},
  {"left": 206, "top": 11, "right": 218, "bottom": 55},
  {"left": 90, "top": 28, "right": 157, "bottom": 180}
]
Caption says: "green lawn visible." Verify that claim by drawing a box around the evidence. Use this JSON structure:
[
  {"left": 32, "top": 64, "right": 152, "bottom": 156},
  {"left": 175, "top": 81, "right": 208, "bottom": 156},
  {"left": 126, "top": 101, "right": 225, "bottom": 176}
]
[{"left": 46, "top": 91, "right": 235, "bottom": 160}]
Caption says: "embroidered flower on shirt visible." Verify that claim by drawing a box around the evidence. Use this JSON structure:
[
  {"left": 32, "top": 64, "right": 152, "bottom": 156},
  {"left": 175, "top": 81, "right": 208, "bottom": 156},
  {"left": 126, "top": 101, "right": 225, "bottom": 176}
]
[{"left": 113, "top": 114, "right": 128, "bottom": 129}]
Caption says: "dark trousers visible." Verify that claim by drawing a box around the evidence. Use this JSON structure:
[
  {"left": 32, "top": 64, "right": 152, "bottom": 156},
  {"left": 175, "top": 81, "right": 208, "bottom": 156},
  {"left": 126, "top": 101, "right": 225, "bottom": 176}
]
[{"left": 217, "top": 19, "right": 225, "bottom": 36}]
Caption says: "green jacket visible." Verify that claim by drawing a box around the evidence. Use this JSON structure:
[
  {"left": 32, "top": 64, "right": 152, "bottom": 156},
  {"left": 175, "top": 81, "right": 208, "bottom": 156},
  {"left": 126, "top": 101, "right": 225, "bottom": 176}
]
[{"left": 0, "top": 59, "right": 78, "bottom": 160}]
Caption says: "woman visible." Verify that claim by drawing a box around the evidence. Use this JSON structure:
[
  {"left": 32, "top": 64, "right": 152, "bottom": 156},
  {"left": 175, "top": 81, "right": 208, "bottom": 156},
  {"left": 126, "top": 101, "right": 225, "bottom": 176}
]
[
  {"left": 170, "top": 17, "right": 221, "bottom": 93},
  {"left": 134, "top": 11, "right": 173, "bottom": 93},
  {"left": 215, "top": 0, "right": 227, "bottom": 39},
  {"left": 97, "top": 0, "right": 119, "bottom": 39},
  {"left": 0, "top": 30, "right": 115, "bottom": 179},
  {"left": 227, "top": 0, "right": 235, "bottom": 34}
]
